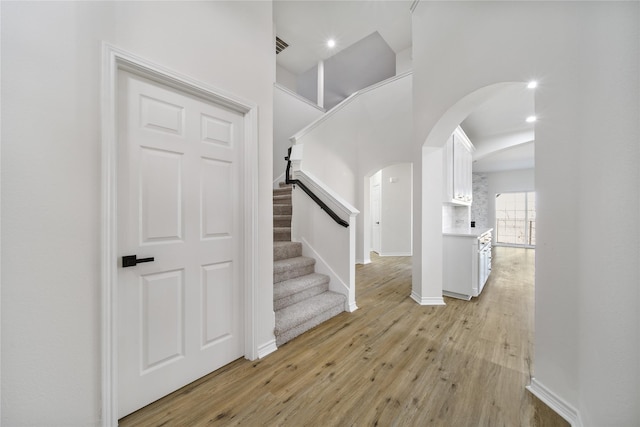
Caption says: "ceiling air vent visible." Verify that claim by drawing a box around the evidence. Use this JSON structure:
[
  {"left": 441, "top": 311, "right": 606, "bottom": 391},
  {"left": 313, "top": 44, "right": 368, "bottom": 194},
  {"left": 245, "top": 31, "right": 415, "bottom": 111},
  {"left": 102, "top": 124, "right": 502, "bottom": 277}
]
[{"left": 276, "top": 36, "right": 289, "bottom": 54}]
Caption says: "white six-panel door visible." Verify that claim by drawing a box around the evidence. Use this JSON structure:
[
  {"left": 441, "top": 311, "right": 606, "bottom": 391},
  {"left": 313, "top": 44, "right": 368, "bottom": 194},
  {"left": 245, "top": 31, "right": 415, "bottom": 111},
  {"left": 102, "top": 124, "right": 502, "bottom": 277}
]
[
  {"left": 371, "top": 183, "right": 381, "bottom": 254},
  {"left": 117, "top": 70, "right": 244, "bottom": 417}
]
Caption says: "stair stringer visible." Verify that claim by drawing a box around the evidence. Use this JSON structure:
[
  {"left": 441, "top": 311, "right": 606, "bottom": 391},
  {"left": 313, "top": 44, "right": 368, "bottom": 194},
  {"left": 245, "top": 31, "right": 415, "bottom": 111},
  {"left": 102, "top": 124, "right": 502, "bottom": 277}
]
[{"left": 295, "top": 236, "right": 358, "bottom": 313}]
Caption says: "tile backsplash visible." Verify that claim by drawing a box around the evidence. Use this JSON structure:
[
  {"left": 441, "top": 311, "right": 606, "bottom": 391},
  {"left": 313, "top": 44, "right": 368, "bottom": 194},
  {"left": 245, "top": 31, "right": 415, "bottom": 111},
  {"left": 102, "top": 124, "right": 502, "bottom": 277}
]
[
  {"left": 471, "top": 173, "right": 489, "bottom": 228},
  {"left": 442, "top": 173, "right": 488, "bottom": 230},
  {"left": 442, "top": 205, "right": 470, "bottom": 229}
]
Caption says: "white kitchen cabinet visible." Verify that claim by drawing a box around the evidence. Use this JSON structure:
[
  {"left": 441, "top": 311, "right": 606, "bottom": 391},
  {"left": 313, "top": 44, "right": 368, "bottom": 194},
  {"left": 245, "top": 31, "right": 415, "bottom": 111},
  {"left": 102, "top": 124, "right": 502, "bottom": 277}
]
[
  {"left": 443, "top": 126, "right": 474, "bottom": 205},
  {"left": 442, "top": 228, "right": 492, "bottom": 300}
]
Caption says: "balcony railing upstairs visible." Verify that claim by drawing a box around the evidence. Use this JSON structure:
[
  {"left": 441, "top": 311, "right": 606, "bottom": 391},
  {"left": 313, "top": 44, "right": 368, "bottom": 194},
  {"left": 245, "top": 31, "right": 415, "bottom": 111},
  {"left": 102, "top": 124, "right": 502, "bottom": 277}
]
[{"left": 495, "top": 219, "right": 536, "bottom": 246}]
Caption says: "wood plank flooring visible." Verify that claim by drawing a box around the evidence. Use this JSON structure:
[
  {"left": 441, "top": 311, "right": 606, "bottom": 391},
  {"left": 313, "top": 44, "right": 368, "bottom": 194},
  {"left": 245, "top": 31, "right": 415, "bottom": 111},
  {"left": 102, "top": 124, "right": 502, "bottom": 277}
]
[{"left": 120, "top": 247, "right": 569, "bottom": 426}]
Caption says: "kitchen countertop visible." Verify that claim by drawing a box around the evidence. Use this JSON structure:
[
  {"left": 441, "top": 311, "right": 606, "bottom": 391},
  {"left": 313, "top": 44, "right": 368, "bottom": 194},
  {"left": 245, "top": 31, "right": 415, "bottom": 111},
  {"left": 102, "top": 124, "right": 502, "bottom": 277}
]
[{"left": 443, "top": 227, "right": 493, "bottom": 238}]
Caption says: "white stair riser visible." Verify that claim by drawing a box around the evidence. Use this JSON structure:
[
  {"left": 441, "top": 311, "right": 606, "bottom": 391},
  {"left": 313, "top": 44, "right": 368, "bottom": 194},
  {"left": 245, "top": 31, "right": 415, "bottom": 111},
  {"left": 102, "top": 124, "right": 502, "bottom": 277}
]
[
  {"left": 275, "top": 302, "right": 345, "bottom": 347},
  {"left": 274, "top": 264, "right": 315, "bottom": 283},
  {"left": 274, "top": 282, "right": 329, "bottom": 311}
]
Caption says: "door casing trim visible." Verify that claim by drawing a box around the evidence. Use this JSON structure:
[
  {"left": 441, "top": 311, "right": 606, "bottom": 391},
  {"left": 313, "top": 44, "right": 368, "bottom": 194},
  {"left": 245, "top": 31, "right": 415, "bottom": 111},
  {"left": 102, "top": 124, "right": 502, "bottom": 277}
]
[{"left": 100, "top": 43, "right": 260, "bottom": 426}]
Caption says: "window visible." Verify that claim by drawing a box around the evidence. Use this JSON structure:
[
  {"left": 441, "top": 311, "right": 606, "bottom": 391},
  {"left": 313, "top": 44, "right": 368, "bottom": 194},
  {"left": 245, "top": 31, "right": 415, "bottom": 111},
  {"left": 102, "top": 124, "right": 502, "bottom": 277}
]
[{"left": 495, "top": 192, "right": 536, "bottom": 247}]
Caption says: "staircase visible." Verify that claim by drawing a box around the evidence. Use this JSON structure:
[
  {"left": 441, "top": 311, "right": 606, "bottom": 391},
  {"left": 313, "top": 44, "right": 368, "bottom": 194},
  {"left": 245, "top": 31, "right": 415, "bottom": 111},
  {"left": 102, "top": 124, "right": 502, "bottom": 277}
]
[{"left": 273, "top": 184, "right": 346, "bottom": 347}]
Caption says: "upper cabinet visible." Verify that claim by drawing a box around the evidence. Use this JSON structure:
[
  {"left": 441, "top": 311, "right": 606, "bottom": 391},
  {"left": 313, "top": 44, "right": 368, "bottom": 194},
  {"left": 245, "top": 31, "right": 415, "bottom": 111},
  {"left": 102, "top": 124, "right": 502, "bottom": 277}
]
[{"left": 443, "top": 126, "right": 475, "bottom": 205}]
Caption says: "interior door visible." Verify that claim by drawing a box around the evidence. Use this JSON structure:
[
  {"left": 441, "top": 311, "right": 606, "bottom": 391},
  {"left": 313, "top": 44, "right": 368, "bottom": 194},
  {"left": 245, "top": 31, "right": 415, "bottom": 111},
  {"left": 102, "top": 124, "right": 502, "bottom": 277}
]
[
  {"left": 117, "top": 70, "right": 244, "bottom": 417},
  {"left": 371, "top": 183, "right": 381, "bottom": 254}
]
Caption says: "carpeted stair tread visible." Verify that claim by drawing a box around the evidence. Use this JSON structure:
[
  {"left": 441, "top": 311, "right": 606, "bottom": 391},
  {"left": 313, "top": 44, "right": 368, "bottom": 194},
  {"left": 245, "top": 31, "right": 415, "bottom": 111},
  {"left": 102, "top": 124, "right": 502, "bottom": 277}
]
[
  {"left": 274, "top": 256, "right": 314, "bottom": 272},
  {"left": 274, "top": 187, "right": 292, "bottom": 195},
  {"left": 274, "top": 291, "right": 346, "bottom": 336},
  {"left": 273, "top": 194, "right": 292, "bottom": 202},
  {"left": 278, "top": 182, "right": 292, "bottom": 188},
  {"left": 274, "top": 273, "right": 330, "bottom": 310},
  {"left": 274, "top": 256, "right": 315, "bottom": 283},
  {"left": 274, "top": 241, "right": 302, "bottom": 261}
]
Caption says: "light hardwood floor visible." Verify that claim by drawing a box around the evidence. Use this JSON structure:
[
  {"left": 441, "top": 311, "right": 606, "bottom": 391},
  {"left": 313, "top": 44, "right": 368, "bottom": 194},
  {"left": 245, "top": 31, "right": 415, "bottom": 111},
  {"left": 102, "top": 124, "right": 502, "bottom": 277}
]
[{"left": 120, "top": 247, "right": 569, "bottom": 426}]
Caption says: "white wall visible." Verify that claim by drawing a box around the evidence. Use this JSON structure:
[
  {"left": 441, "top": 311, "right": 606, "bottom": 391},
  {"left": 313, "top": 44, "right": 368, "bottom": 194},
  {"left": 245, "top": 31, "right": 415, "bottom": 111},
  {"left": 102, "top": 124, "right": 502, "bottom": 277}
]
[
  {"left": 396, "top": 46, "right": 412, "bottom": 75},
  {"left": 380, "top": 164, "right": 412, "bottom": 256},
  {"left": 274, "top": 85, "right": 324, "bottom": 182},
  {"left": 322, "top": 32, "right": 396, "bottom": 110},
  {"left": 413, "top": 2, "right": 639, "bottom": 425},
  {"left": 276, "top": 64, "right": 297, "bottom": 92},
  {"left": 294, "top": 73, "right": 413, "bottom": 265},
  {"left": 1, "top": 2, "right": 274, "bottom": 425}
]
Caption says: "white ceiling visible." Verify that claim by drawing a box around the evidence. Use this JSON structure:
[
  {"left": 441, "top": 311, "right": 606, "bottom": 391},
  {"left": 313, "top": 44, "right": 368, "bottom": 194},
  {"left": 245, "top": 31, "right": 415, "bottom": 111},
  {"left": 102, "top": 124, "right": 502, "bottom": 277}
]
[
  {"left": 274, "top": 1, "right": 535, "bottom": 173},
  {"left": 274, "top": 0, "right": 413, "bottom": 75},
  {"left": 461, "top": 83, "right": 536, "bottom": 172}
]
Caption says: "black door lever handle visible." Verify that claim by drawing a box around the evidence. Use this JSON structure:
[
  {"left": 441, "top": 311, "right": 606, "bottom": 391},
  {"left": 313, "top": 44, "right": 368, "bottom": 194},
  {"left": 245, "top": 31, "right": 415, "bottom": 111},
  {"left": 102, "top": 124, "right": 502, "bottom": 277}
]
[{"left": 122, "top": 255, "right": 155, "bottom": 268}]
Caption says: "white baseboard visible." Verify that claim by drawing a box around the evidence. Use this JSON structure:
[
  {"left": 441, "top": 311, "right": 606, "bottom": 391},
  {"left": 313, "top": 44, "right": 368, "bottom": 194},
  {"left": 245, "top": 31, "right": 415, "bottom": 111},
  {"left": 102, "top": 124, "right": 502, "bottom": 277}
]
[
  {"left": 410, "top": 291, "right": 446, "bottom": 306},
  {"left": 257, "top": 339, "right": 278, "bottom": 358},
  {"left": 355, "top": 258, "right": 371, "bottom": 265},
  {"left": 526, "top": 378, "right": 582, "bottom": 427},
  {"left": 379, "top": 251, "right": 412, "bottom": 257},
  {"left": 347, "top": 301, "right": 359, "bottom": 312},
  {"left": 442, "top": 290, "right": 472, "bottom": 301}
]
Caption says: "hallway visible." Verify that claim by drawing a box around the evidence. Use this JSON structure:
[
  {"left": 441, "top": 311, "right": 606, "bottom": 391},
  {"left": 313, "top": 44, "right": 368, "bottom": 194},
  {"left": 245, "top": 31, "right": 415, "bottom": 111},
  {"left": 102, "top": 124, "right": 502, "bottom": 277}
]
[{"left": 121, "top": 248, "right": 568, "bottom": 426}]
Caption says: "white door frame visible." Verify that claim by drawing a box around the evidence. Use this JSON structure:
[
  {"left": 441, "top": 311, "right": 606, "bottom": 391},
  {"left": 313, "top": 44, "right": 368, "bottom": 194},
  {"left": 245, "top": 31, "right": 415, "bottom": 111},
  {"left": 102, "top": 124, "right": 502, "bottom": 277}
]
[{"left": 100, "top": 44, "right": 259, "bottom": 426}]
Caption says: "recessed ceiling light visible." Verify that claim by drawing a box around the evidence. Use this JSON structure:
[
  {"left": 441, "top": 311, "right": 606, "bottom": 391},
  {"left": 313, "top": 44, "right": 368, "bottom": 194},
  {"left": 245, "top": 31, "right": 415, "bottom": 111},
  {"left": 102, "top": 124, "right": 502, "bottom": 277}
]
[
  {"left": 327, "top": 39, "right": 336, "bottom": 48},
  {"left": 527, "top": 81, "right": 538, "bottom": 89},
  {"left": 526, "top": 116, "right": 537, "bottom": 123}
]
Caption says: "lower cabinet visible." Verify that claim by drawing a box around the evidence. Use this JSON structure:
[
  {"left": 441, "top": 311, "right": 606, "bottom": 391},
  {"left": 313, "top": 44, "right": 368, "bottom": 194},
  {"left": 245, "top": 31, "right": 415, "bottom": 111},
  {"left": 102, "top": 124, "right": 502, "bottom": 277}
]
[{"left": 443, "top": 229, "right": 492, "bottom": 300}]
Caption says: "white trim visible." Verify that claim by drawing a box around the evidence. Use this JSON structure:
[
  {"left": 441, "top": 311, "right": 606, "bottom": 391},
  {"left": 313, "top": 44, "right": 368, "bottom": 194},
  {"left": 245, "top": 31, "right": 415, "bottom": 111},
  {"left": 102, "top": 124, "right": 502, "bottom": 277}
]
[
  {"left": 0, "top": 2, "right": 4, "bottom": 419},
  {"left": 378, "top": 251, "right": 413, "bottom": 257},
  {"left": 290, "top": 71, "right": 413, "bottom": 144},
  {"left": 442, "top": 290, "right": 472, "bottom": 301},
  {"left": 100, "top": 43, "right": 118, "bottom": 427},
  {"left": 410, "top": 292, "right": 446, "bottom": 306},
  {"left": 274, "top": 83, "right": 325, "bottom": 113},
  {"left": 100, "top": 43, "right": 260, "bottom": 426},
  {"left": 356, "top": 258, "right": 372, "bottom": 265},
  {"left": 317, "top": 60, "right": 324, "bottom": 109},
  {"left": 454, "top": 125, "right": 475, "bottom": 153},
  {"left": 527, "top": 378, "right": 582, "bottom": 427},
  {"left": 257, "top": 340, "right": 278, "bottom": 359}
]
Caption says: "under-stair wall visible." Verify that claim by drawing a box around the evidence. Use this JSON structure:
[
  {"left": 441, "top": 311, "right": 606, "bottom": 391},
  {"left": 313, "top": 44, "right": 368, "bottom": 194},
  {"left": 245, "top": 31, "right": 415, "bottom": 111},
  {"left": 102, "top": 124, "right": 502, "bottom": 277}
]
[{"left": 290, "top": 171, "right": 359, "bottom": 312}]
